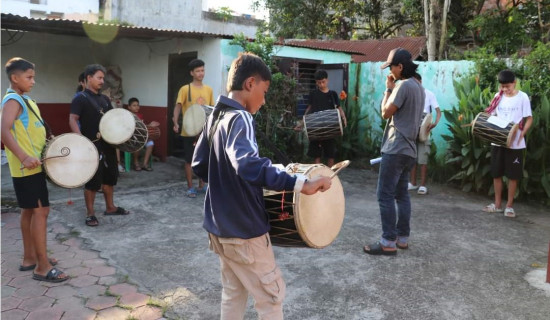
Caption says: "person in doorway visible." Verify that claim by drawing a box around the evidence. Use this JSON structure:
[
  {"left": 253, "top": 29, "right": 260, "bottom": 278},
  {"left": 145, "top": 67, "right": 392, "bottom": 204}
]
[
  {"left": 69, "top": 64, "right": 130, "bottom": 227},
  {"left": 172, "top": 59, "right": 214, "bottom": 198},
  {"left": 482, "top": 70, "right": 532, "bottom": 218},
  {"left": 303, "top": 69, "right": 347, "bottom": 167},
  {"left": 408, "top": 73, "right": 441, "bottom": 195},
  {"left": 363, "top": 48, "right": 424, "bottom": 256},
  {"left": 127, "top": 97, "right": 159, "bottom": 171},
  {"left": 1, "top": 57, "right": 68, "bottom": 282},
  {"left": 192, "top": 53, "right": 332, "bottom": 319}
]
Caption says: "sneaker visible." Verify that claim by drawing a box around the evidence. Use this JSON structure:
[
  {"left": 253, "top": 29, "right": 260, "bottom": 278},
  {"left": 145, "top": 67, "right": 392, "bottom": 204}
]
[
  {"left": 408, "top": 183, "right": 418, "bottom": 191},
  {"left": 118, "top": 164, "right": 125, "bottom": 173},
  {"left": 504, "top": 207, "right": 516, "bottom": 218},
  {"left": 417, "top": 186, "right": 427, "bottom": 195}
]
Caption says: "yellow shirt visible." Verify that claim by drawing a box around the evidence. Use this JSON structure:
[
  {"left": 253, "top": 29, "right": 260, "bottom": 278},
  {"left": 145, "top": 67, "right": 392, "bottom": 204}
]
[
  {"left": 176, "top": 83, "right": 214, "bottom": 136},
  {"left": 1, "top": 89, "right": 46, "bottom": 177}
]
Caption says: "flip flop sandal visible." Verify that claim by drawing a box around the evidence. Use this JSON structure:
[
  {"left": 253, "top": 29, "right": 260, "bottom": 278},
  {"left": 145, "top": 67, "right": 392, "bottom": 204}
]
[
  {"left": 396, "top": 242, "right": 409, "bottom": 250},
  {"left": 483, "top": 203, "right": 503, "bottom": 213},
  {"left": 187, "top": 187, "right": 197, "bottom": 198},
  {"left": 19, "top": 259, "right": 58, "bottom": 271},
  {"left": 85, "top": 215, "right": 99, "bottom": 227},
  {"left": 33, "top": 267, "right": 69, "bottom": 283},
  {"left": 104, "top": 207, "right": 130, "bottom": 215},
  {"left": 363, "top": 242, "right": 397, "bottom": 256}
]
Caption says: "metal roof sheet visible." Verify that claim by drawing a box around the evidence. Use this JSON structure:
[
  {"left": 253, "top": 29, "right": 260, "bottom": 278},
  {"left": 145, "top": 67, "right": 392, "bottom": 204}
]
[
  {"left": 1, "top": 13, "right": 233, "bottom": 40},
  {"left": 284, "top": 37, "right": 426, "bottom": 62}
]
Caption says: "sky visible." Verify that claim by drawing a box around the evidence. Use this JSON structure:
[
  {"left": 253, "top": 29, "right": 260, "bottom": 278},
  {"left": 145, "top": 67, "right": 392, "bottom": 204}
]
[{"left": 206, "top": 0, "right": 267, "bottom": 20}]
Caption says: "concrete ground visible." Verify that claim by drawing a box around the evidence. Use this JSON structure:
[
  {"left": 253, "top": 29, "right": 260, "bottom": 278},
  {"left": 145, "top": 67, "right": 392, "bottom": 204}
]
[{"left": 2, "top": 158, "right": 550, "bottom": 320}]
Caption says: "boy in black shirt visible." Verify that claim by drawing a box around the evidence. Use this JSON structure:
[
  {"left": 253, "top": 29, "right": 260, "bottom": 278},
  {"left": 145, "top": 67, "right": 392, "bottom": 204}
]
[{"left": 304, "top": 69, "right": 347, "bottom": 167}]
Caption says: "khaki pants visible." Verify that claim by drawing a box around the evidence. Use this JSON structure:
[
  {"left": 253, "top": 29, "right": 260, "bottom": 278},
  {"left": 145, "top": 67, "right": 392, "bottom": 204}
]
[{"left": 209, "top": 233, "right": 286, "bottom": 320}]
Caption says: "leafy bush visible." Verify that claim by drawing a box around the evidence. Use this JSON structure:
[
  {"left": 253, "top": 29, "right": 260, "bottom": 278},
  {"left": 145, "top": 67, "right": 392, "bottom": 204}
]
[{"left": 442, "top": 76, "right": 493, "bottom": 193}]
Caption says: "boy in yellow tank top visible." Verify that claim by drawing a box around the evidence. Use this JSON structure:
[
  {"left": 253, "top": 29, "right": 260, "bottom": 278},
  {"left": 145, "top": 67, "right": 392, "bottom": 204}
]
[
  {"left": 0, "top": 57, "right": 68, "bottom": 282},
  {"left": 172, "top": 59, "right": 214, "bottom": 198}
]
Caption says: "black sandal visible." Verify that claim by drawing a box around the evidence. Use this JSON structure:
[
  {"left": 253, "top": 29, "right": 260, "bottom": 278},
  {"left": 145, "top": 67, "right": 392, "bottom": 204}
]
[
  {"left": 85, "top": 215, "right": 99, "bottom": 227},
  {"left": 363, "top": 242, "right": 397, "bottom": 256},
  {"left": 33, "top": 267, "right": 69, "bottom": 283}
]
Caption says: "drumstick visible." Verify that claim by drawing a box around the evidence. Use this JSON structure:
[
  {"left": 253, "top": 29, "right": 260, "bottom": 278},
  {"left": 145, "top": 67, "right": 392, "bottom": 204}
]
[
  {"left": 19, "top": 147, "right": 71, "bottom": 169},
  {"left": 329, "top": 160, "right": 351, "bottom": 179}
]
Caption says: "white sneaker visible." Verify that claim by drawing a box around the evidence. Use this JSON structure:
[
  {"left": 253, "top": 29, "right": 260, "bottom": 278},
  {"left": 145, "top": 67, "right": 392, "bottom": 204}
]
[
  {"left": 504, "top": 207, "right": 516, "bottom": 218},
  {"left": 417, "top": 186, "right": 427, "bottom": 195},
  {"left": 408, "top": 183, "right": 418, "bottom": 191},
  {"left": 118, "top": 164, "right": 125, "bottom": 173}
]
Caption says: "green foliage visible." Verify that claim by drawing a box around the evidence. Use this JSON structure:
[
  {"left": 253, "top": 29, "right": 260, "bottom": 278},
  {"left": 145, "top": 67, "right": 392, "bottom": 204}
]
[
  {"left": 523, "top": 42, "right": 550, "bottom": 102},
  {"left": 214, "top": 7, "right": 234, "bottom": 22},
  {"left": 442, "top": 76, "right": 493, "bottom": 193},
  {"left": 230, "top": 29, "right": 304, "bottom": 163},
  {"left": 522, "top": 92, "right": 550, "bottom": 204}
]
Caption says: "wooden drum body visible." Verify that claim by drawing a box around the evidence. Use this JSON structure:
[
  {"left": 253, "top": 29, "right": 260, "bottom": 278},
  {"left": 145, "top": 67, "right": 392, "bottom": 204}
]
[
  {"left": 303, "top": 109, "right": 343, "bottom": 141},
  {"left": 264, "top": 163, "right": 345, "bottom": 249},
  {"left": 147, "top": 126, "right": 161, "bottom": 141},
  {"left": 472, "top": 112, "right": 518, "bottom": 147},
  {"left": 99, "top": 108, "right": 148, "bottom": 152},
  {"left": 42, "top": 133, "right": 99, "bottom": 188}
]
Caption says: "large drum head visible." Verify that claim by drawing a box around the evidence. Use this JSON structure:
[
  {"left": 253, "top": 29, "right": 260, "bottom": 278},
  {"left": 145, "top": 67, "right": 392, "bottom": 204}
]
[
  {"left": 183, "top": 104, "right": 206, "bottom": 136},
  {"left": 294, "top": 165, "right": 345, "bottom": 248},
  {"left": 43, "top": 133, "right": 99, "bottom": 188},
  {"left": 99, "top": 108, "right": 136, "bottom": 144}
]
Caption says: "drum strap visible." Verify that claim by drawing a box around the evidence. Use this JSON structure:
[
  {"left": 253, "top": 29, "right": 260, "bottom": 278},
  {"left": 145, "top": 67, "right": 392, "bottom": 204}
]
[
  {"left": 188, "top": 84, "right": 192, "bottom": 102},
  {"left": 23, "top": 98, "right": 54, "bottom": 139}
]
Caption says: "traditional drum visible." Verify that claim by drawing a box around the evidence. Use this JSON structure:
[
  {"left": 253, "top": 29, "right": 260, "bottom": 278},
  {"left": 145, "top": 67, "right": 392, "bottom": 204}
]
[
  {"left": 99, "top": 108, "right": 148, "bottom": 152},
  {"left": 264, "top": 162, "right": 346, "bottom": 248},
  {"left": 471, "top": 112, "right": 519, "bottom": 147},
  {"left": 182, "top": 104, "right": 207, "bottom": 136},
  {"left": 303, "top": 109, "right": 343, "bottom": 141},
  {"left": 147, "top": 126, "right": 161, "bottom": 141},
  {"left": 42, "top": 133, "right": 99, "bottom": 188},
  {"left": 418, "top": 113, "right": 433, "bottom": 142}
]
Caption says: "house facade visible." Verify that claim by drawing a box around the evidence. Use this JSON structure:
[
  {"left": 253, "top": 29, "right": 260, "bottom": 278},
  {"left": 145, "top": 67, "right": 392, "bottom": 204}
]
[{"left": 1, "top": 0, "right": 261, "bottom": 160}]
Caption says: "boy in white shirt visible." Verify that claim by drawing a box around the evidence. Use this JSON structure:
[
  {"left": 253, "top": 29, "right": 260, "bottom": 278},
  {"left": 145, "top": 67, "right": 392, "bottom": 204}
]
[
  {"left": 482, "top": 70, "right": 532, "bottom": 217},
  {"left": 409, "top": 74, "right": 441, "bottom": 195}
]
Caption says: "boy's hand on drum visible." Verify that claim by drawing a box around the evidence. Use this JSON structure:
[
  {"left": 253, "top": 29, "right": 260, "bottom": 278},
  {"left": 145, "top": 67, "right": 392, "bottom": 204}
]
[
  {"left": 301, "top": 176, "right": 332, "bottom": 195},
  {"left": 173, "top": 123, "right": 179, "bottom": 133},
  {"left": 21, "top": 156, "right": 41, "bottom": 169}
]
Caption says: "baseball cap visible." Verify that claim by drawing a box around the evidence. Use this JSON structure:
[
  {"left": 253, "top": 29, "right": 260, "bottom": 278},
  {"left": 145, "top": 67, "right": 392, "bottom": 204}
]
[{"left": 380, "top": 48, "right": 412, "bottom": 69}]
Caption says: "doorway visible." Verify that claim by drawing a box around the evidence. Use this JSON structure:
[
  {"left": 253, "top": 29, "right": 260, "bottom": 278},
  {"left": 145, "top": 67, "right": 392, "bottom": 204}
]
[{"left": 167, "top": 51, "right": 197, "bottom": 157}]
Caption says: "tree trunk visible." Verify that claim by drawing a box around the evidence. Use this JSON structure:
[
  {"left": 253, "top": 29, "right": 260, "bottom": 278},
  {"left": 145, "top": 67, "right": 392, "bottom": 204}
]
[
  {"left": 426, "top": 0, "right": 438, "bottom": 61},
  {"left": 438, "top": 0, "right": 451, "bottom": 60}
]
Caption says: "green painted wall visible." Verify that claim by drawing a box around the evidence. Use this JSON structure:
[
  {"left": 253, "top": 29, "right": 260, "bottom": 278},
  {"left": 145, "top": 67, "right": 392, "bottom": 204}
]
[{"left": 273, "top": 46, "right": 352, "bottom": 64}]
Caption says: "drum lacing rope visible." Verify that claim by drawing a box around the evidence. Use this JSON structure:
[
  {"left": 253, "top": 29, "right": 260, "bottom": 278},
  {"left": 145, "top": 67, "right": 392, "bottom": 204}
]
[{"left": 278, "top": 191, "right": 290, "bottom": 221}]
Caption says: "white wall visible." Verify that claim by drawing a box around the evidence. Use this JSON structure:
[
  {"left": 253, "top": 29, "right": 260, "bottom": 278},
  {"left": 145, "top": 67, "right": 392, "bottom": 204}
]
[
  {"left": 1, "top": 31, "right": 111, "bottom": 103},
  {"left": 110, "top": 37, "right": 225, "bottom": 106},
  {"left": 1, "top": 30, "right": 226, "bottom": 106},
  {"left": 110, "top": 0, "right": 258, "bottom": 38},
  {"left": 1, "top": 0, "right": 98, "bottom": 17}
]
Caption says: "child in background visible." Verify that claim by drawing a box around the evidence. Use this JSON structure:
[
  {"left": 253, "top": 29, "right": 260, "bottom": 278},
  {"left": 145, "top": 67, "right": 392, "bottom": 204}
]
[{"left": 127, "top": 97, "right": 159, "bottom": 171}]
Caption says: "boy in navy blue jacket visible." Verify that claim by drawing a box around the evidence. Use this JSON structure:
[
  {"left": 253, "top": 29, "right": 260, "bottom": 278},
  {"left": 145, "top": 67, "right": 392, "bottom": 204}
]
[{"left": 192, "top": 53, "right": 331, "bottom": 319}]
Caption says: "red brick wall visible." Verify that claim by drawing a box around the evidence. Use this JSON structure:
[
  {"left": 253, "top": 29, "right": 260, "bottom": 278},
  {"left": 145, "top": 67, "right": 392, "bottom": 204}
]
[{"left": 38, "top": 103, "right": 168, "bottom": 161}]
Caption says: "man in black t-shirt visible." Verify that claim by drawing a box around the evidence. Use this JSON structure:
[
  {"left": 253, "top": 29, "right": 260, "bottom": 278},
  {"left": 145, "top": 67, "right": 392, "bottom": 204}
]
[
  {"left": 304, "top": 69, "right": 347, "bottom": 167},
  {"left": 69, "top": 64, "right": 130, "bottom": 227}
]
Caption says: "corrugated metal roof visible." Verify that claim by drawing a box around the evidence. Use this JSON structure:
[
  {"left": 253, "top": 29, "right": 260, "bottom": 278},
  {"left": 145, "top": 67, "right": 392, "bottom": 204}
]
[
  {"left": 284, "top": 37, "right": 426, "bottom": 62},
  {"left": 1, "top": 13, "right": 233, "bottom": 40}
]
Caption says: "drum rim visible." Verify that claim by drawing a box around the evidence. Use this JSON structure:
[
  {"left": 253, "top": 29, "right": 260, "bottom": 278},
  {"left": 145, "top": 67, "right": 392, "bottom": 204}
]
[
  {"left": 43, "top": 133, "right": 99, "bottom": 188},
  {"left": 182, "top": 104, "right": 207, "bottom": 137},
  {"left": 418, "top": 113, "right": 432, "bottom": 142},
  {"left": 471, "top": 112, "right": 485, "bottom": 138},
  {"left": 506, "top": 123, "right": 520, "bottom": 147},
  {"left": 99, "top": 108, "right": 137, "bottom": 144}
]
